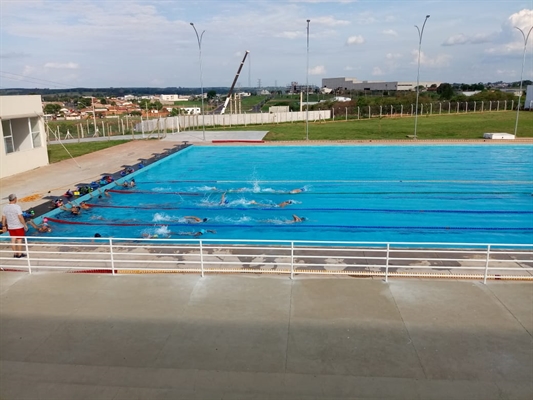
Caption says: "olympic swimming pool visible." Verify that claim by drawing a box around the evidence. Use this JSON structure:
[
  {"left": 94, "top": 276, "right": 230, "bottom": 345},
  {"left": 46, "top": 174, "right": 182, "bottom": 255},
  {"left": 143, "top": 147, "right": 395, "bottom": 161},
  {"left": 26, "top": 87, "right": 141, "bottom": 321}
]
[{"left": 41, "top": 145, "right": 533, "bottom": 244}]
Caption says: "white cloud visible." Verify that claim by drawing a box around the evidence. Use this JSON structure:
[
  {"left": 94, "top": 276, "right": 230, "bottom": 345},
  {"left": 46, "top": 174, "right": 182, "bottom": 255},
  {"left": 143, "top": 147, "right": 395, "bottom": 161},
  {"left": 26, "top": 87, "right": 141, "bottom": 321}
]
[
  {"left": 442, "top": 33, "right": 492, "bottom": 46},
  {"left": 309, "top": 65, "right": 326, "bottom": 75},
  {"left": 44, "top": 62, "right": 79, "bottom": 69},
  {"left": 382, "top": 29, "right": 398, "bottom": 36},
  {"left": 275, "top": 31, "right": 306, "bottom": 39},
  {"left": 346, "top": 35, "right": 365, "bottom": 45},
  {"left": 344, "top": 66, "right": 354, "bottom": 70},
  {"left": 412, "top": 50, "right": 451, "bottom": 68},
  {"left": 386, "top": 53, "right": 402, "bottom": 59},
  {"left": 442, "top": 34, "right": 469, "bottom": 46},
  {"left": 506, "top": 8, "right": 533, "bottom": 32},
  {"left": 312, "top": 16, "right": 350, "bottom": 26},
  {"left": 372, "top": 67, "right": 384, "bottom": 76}
]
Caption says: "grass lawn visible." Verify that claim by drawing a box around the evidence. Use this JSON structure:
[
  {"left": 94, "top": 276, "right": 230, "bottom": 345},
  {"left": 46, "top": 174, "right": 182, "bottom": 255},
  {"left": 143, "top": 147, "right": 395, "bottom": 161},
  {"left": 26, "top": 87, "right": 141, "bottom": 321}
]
[
  {"left": 48, "top": 140, "right": 128, "bottom": 163},
  {"left": 213, "top": 111, "right": 533, "bottom": 141}
]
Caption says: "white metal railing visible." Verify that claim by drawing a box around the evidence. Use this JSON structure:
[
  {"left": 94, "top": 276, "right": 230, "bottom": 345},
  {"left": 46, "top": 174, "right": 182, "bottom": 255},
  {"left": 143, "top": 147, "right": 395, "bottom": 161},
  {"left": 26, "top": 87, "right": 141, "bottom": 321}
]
[{"left": 1, "top": 236, "right": 532, "bottom": 283}]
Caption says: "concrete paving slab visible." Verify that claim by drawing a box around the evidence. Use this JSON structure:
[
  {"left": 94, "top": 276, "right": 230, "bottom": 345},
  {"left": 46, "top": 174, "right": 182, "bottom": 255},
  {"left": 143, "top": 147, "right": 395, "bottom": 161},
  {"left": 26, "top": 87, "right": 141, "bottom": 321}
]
[
  {"left": 484, "top": 282, "right": 533, "bottom": 335},
  {"left": 1, "top": 273, "right": 532, "bottom": 399},
  {"left": 388, "top": 280, "right": 533, "bottom": 382},
  {"left": 286, "top": 279, "right": 425, "bottom": 379}
]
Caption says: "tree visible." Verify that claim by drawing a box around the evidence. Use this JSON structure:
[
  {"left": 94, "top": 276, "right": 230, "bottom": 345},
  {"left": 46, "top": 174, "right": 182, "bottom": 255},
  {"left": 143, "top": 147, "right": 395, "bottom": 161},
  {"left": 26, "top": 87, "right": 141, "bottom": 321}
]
[
  {"left": 76, "top": 97, "right": 93, "bottom": 109},
  {"left": 43, "top": 103, "right": 61, "bottom": 114},
  {"left": 207, "top": 90, "right": 217, "bottom": 100},
  {"left": 99, "top": 97, "right": 107, "bottom": 104},
  {"left": 437, "top": 83, "right": 454, "bottom": 100}
]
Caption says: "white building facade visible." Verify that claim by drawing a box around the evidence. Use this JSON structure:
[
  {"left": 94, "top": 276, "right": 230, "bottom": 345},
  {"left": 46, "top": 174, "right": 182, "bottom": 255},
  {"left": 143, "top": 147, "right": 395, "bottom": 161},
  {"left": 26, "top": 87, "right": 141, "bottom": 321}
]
[
  {"left": 0, "top": 95, "right": 48, "bottom": 179},
  {"left": 322, "top": 77, "right": 441, "bottom": 92}
]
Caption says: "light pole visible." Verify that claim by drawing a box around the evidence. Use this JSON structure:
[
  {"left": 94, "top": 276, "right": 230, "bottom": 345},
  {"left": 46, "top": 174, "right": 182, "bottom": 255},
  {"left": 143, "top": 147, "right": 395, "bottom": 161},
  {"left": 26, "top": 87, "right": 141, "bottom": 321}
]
[
  {"left": 413, "top": 15, "right": 430, "bottom": 140},
  {"left": 190, "top": 22, "right": 206, "bottom": 141},
  {"left": 306, "top": 19, "right": 310, "bottom": 141},
  {"left": 513, "top": 25, "right": 533, "bottom": 138}
]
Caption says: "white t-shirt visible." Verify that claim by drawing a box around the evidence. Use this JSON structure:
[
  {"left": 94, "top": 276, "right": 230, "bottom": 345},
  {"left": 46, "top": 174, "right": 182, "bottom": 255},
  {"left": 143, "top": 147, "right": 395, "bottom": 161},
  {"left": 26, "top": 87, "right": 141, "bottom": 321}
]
[{"left": 2, "top": 203, "right": 24, "bottom": 230}]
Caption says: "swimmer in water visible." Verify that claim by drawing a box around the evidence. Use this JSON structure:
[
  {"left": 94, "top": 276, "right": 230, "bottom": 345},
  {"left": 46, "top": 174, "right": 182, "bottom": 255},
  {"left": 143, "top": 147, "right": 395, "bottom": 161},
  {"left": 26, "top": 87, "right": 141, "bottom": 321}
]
[
  {"left": 27, "top": 219, "right": 52, "bottom": 233},
  {"left": 219, "top": 192, "right": 228, "bottom": 205},
  {"left": 290, "top": 188, "right": 305, "bottom": 194},
  {"left": 184, "top": 216, "right": 208, "bottom": 223},
  {"left": 172, "top": 229, "right": 216, "bottom": 237},
  {"left": 261, "top": 215, "right": 306, "bottom": 224},
  {"left": 278, "top": 200, "right": 293, "bottom": 208}
]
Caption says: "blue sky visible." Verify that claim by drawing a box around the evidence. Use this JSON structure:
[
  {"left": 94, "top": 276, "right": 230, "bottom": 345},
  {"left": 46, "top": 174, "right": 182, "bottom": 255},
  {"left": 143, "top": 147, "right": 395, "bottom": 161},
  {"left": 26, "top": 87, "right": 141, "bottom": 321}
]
[{"left": 0, "top": 0, "right": 532, "bottom": 89}]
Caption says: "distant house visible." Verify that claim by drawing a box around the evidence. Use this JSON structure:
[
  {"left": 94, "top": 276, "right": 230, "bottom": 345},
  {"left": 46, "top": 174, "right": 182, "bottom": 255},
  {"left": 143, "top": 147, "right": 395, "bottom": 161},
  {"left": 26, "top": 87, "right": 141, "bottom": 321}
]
[{"left": 0, "top": 95, "right": 48, "bottom": 179}]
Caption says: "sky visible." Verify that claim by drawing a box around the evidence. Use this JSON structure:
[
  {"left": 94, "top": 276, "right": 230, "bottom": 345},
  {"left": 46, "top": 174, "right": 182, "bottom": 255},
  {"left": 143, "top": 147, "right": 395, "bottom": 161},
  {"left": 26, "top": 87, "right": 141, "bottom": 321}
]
[{"left": 0, "top": 0, "right": 532, "bottom": 89}]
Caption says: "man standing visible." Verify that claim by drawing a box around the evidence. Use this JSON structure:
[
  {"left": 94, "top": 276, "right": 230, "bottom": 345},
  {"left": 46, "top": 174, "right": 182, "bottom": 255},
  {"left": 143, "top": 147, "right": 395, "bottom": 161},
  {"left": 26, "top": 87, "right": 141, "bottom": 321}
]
[{"left": 1, "top": 194, "right": 28, "bottom": 258}]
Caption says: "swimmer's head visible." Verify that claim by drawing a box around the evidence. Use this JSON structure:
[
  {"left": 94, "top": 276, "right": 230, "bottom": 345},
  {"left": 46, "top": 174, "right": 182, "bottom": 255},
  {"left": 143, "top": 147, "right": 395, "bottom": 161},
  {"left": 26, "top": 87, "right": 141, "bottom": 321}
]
[
  {"left": 94, "top": 233, "right": 101, "bottom": 237},
  {"left": 203, "top": 218, "right": 208, "bottom": 222},
  {"left": 199, "top": 229, "right": 206, "bottom": 234},
  {"left": 43, "top": 218, "right": 49, "bottom": 223},
  {"left": 288, "top": 200, "right": 293, "bottom": 204},
  {"left": 301, "top": 217, "right": 307, "bottom": 221}
]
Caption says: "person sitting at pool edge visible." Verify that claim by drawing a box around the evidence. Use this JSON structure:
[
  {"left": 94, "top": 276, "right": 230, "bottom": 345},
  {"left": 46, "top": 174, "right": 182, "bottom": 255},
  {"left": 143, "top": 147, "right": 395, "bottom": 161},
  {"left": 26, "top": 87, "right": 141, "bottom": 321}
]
[{"left": 184, "top": 216, "right": 208, "bottom": 223}]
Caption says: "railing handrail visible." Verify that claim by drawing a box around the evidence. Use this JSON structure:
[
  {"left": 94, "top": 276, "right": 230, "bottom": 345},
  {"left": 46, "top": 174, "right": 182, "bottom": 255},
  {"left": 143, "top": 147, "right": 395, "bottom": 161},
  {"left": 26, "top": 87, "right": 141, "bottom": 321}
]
[{"left": 1, "top": 236, "right": 531, "bottom": 283}]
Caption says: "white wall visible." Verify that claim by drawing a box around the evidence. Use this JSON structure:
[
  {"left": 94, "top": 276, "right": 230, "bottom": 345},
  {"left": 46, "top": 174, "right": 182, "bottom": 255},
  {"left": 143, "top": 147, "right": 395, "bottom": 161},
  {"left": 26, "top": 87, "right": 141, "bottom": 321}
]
[{"left": 0, "top": 95, "right": 48, "bottom": 179}]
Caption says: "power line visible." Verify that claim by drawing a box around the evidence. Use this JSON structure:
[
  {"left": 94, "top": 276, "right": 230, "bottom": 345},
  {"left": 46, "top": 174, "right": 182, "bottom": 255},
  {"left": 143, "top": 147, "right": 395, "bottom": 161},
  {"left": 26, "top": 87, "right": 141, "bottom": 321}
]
[{"left": 0, "top": 70, "right": 76, "bottom": 89}]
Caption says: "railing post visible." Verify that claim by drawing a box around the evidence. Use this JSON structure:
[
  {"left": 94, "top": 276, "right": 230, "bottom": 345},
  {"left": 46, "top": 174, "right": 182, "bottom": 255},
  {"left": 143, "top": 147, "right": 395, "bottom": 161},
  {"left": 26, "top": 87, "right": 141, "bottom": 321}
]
[
  {"left": 290, "top": 241, "right": 294, "bottom": 280},
  {"left": 24, "top": 237, "right": 31, "bottom": 274},
  {"left": 385, "top": 243, "right": 390, "bottom": 283},
  {"left": 200, "top": 240, "right": 204, "bottom": 277},
  {"left": 483, "top": 245, "right": 491, "bottom": 284},
  {"left": 109, "top": 238, "right": 115, "bottom": 276}
]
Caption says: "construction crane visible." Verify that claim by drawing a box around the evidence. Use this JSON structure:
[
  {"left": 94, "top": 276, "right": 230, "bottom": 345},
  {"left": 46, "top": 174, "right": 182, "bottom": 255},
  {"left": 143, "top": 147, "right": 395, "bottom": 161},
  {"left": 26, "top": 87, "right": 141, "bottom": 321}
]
[{"left": 220, "top": 50, "right": 249, "bottom": 115}]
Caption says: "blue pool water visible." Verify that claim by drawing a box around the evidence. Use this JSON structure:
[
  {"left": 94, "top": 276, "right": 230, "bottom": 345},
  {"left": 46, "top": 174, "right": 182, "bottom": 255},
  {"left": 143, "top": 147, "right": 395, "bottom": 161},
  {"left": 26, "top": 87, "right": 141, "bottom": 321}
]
[{"left": 43, "top": 145, "right": 533, "bottom": 244}]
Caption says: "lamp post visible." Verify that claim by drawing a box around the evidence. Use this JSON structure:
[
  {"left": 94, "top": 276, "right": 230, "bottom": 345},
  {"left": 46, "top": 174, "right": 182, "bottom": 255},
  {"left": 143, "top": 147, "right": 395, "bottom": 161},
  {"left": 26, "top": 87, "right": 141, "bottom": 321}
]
[
  {"left": 190, "top": 22, "right": 206, "bottom": 141},
  {"left": 513, "top": 25, "right": 533, "bottom": 138},
  {"left": 413, "top": 15, "right": 430, "bottom": 140},
  {"left": 306, "top": 19, "right": 310, "bottom": 141}
]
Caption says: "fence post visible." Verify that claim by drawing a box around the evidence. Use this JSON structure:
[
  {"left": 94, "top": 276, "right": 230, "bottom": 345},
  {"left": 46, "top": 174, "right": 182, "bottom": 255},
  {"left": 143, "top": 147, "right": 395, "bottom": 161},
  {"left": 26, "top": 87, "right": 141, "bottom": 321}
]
[
  {"left": 401, "top": 104, "right": 403, "bottom": 117},
  {"left": 483, "top": 245, "right": 491, "bottom": 284},
  {"left": 497, "top": 101, "right": 500, "bottom": 111},
  {"left": 357, "top": 106, "right": 360, "bottom": 120},
  {"left": 511, "top": 100, "right": 514, "bottom": 111},
  {"left": 481, "top": 101, "right": 484, "bottom": 112},
  {"left": 385, "top": 243, "right": 390, "bottom": 283},
  {"left": 200, "top": 240, "right": 205, "bottom": 277},
  {"left": 290, "top": 241, "right": 294, "bottom": 280},
  {"left": 368, "top": 106, "right": 371, "bottom": 119},
  {"left": 24, "top": 237, "right": 31, "bottom": 274},
  {"left": 109, "top": 238, "right": 115, "bottom": 275},
  {"left": 504, "top": 100, "right": 507, "bottom": 110},
  {"left": 345, "top": 107, "right": 348, "bottom": 121}
]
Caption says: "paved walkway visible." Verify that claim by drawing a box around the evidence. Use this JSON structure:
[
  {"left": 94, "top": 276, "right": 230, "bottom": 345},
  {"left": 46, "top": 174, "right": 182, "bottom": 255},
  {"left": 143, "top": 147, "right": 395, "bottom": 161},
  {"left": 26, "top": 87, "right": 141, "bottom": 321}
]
[{"left": 0, "top": 273, "right": 531, "bottom": 399}]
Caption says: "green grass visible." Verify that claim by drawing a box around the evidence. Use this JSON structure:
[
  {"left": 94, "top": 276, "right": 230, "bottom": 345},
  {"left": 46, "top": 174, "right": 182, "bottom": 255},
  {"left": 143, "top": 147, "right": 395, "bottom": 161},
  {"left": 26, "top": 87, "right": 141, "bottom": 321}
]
[
  {"left": 213, "top": 111, "right": 533, "bottom": 141},
  {"left": 48, "top": 140, "right": 128, "bottom": 163}
]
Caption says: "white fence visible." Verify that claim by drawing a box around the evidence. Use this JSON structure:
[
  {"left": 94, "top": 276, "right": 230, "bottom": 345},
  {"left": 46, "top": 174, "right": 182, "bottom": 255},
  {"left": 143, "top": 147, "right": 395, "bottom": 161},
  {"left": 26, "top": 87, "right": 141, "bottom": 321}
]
[
  {"left": 1, "top": 237, "right": 532, "bottom": 283},
  {"left": 135, "top": 110, "right": 331, "bottom": 132}
]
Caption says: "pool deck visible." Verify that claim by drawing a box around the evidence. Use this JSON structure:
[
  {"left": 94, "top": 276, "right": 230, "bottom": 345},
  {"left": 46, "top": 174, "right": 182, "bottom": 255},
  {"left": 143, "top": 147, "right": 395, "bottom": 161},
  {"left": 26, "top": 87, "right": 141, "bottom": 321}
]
[
  {"left": 1, "top": 137, "right": 532, "bottom": 398},
  {"left": 1, "top": 273, "right": 532, "bottom": 399}
]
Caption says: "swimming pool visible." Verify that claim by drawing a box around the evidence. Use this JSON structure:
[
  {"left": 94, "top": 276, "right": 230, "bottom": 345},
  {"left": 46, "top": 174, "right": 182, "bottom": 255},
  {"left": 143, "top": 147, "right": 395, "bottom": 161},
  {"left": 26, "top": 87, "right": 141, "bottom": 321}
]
[{"left": 42, "top": 145, "right": 533, "bottom": 244}]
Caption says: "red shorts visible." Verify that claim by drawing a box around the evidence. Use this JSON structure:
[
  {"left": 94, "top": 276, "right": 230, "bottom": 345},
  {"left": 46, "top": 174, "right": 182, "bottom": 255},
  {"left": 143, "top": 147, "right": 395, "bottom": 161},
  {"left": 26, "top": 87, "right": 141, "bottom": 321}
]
[{"left": 8, "top": 228, "right": 25, "bottom": 237}]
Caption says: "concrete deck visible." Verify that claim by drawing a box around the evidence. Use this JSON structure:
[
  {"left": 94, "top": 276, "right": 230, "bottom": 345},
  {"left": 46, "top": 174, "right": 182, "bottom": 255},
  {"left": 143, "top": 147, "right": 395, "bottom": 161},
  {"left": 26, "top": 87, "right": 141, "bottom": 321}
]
[{"left": 0, "top": 273, "right": 532, "bottom": 399}]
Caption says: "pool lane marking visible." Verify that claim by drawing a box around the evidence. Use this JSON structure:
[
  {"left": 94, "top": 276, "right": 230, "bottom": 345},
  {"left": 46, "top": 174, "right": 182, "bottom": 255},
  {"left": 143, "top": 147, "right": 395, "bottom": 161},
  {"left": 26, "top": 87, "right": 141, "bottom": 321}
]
[
  {"left": 85, "top": 204, "right": 533, "bottom": 214},
  {"left": 133, "top": 179, "right": 533, "bottom": 184},
  {"left": 45, "top": 218, "right": 533, "bottom": 231}
]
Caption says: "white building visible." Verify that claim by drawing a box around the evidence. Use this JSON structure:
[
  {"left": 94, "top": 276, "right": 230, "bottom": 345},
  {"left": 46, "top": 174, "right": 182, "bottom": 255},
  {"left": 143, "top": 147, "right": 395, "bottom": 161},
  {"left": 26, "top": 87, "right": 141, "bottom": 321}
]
[
  {"left": 322, "top": 77, "right": 441, "bottom": 92},
  {"left": 523, "top": 85, "right": 533, "bottom": 109},
  {"left": 0, "top": 95, "right": 48, "bottom": 179},
  {"left": 160, "top": 94, "right": 189, "bottom": 102}
]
